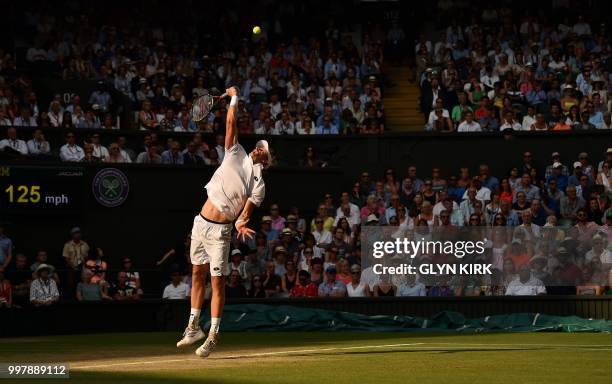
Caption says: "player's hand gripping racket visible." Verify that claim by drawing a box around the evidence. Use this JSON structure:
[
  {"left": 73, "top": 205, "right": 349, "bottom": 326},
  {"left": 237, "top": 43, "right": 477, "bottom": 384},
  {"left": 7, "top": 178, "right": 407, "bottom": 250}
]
[{"left": 191, "top": 87, "right": 239, "bottom": 122}]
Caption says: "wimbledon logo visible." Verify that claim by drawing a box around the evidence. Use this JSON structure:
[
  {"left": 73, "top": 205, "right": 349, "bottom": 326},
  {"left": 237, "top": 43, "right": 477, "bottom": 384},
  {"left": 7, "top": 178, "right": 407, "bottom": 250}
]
[{"left": 92, "top": 168, "right": 129, "bottom": 207}]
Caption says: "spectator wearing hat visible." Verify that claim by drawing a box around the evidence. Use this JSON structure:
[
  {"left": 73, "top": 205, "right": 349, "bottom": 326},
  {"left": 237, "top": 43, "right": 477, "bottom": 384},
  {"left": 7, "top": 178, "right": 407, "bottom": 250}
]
[
  {"left": 290, "top": 270, "right": 318, "bottom": 298},
  {"left": 597, "top": 148, "right": 612, "bottom": 174},
  {"left": 29, "top": 263, "right": 60, "bottom": 306},
  {"left": 318, "top": 265, "right": 346, "bottom": 297},
  {"left": 226, "top": 249, "right": 248, "bottom": 280},
  {"left": 260, "top": 216, "right": 278, "bottom": 245},
  {"left": 0, "top": 267, "right": 12, "bottom": 308},
  {"left": 546, "top": 162, "right": 569, "bottom": 192},
  {"left": 272, "top": 246, "right": 289, "bottom": 276},
  {"left": 285, "top": 215, "right": 302, "bottom": 239},
  {"left": 30, "top": 250, "right": 59, "bottom": 283},
  {"left": 62, "top": 226, "right": 89, "bottom": 292},
  {"left": 545, "top": 152, "right": 569, "bottom": 180}
]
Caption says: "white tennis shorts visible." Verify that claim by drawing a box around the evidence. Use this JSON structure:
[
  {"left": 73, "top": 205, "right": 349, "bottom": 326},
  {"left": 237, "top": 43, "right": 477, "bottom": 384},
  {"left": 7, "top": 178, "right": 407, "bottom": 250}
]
[{"left": 190, "top": 215, "right": 232, "bottom": 277}]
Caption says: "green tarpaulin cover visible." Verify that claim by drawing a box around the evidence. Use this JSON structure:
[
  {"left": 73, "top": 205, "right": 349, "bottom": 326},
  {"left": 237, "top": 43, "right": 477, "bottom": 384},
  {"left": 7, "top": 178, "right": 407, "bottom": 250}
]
[{"left": 201, "top": 304, "right": 612, "bottom": 333}]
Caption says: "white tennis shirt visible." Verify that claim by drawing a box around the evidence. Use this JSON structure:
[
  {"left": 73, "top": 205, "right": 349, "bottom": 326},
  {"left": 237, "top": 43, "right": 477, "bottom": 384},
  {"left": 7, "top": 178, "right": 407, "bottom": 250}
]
[{"left": 205, "top": 143, "right": 265, "bottom": 220}]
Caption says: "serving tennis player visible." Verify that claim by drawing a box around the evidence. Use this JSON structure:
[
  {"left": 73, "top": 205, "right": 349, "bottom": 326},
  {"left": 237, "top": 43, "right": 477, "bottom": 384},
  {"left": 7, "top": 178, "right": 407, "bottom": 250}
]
[{"left": 176, "top": 86, "right": 270, "bottom": 357}]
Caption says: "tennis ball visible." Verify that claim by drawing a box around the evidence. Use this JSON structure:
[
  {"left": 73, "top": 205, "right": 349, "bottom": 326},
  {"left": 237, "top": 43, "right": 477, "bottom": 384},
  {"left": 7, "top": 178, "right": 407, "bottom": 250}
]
[{"left": 252, "top": 26, "right": 261, "bottom": 35}]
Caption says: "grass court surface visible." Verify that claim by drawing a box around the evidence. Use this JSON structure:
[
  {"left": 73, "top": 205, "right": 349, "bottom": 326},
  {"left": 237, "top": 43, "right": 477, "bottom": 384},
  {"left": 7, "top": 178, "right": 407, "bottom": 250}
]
[{"left": 1, "top": 331, "right": 611, "bottom": 383}]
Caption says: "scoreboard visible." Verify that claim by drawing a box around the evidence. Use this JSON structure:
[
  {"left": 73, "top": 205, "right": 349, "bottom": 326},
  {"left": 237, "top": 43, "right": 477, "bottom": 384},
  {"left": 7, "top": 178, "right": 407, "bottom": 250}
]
[{"left": 0, "top": 165, "right": 84, "bottom": 212}]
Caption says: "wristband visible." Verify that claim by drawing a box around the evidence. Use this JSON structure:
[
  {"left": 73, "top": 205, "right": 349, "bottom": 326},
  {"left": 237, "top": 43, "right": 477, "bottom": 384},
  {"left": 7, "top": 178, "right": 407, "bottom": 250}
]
[{"left": 230, "top": 95, "right": 238, "bottom": 107}]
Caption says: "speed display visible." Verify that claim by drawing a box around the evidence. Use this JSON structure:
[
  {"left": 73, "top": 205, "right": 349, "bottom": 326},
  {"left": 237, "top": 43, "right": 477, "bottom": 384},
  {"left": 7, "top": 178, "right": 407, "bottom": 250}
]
[{"left": 0, "top": 165, "right": 84, "bottom": 211}]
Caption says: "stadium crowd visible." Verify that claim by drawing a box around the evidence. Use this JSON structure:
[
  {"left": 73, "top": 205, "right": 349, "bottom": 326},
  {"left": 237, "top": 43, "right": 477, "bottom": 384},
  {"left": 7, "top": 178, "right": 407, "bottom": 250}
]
[
  {"left": 1, "top": 146, "right": 612, "bottom": 307},
  {"left": 0, "top": 1, "right": 390, "bottom": 140},
  {"left": 416, "top": 7, "right": 611, "bottom": 132}
]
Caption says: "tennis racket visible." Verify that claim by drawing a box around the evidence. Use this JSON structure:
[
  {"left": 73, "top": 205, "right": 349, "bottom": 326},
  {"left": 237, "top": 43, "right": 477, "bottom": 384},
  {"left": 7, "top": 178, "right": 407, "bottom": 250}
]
[{"left": 190, "top": 87, "right": 238, "bottom": 122}]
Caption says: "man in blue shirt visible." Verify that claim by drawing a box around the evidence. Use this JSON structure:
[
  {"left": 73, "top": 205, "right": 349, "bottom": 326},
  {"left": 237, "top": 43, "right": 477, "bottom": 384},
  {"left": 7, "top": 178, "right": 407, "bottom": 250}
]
[
  {"left": 479, "top": 164, "right": 499, "bottom": 191},
  {"left": 514, "top": 173, "right": 540, "bottom": 203},
  {"left": 315, "top": 116, "right": 339, "bottom": 134},
  {"left": 546, "top": 162, "right": 569, "bottom": 192},
  {"left": 318, "top": 266, "right": 346, "bottom": 297}
]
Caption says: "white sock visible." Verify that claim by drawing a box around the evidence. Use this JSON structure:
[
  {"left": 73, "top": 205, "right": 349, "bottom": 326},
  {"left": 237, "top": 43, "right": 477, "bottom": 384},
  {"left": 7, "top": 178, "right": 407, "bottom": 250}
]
[
  {"left": 210, "top": 317, "right": 221, "bottom": 335},
  {"left": 189, "top": 308, "right": 201, "bottom": 327}
]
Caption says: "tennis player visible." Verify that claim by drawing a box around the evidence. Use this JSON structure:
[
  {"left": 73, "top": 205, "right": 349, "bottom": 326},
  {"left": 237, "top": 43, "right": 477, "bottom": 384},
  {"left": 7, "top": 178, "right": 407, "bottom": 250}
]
[{"left": 176, "top": 86, "right": 270, "bottom": 357}]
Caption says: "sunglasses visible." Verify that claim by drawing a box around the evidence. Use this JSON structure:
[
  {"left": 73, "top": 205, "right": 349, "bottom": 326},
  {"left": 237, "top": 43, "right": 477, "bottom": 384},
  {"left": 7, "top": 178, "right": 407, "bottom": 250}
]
[{"left": 351, "top": 271, "right": 360, "bottom": 275}]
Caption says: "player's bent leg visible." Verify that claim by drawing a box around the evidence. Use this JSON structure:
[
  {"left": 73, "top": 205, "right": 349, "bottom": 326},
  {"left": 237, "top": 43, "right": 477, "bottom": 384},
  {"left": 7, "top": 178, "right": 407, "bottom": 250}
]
[
  {"left": 196, "top": 275, "right": 225, "bottom": 357},
  {"left": 177, "top": 264, "right": 208, "bottom": 347}
]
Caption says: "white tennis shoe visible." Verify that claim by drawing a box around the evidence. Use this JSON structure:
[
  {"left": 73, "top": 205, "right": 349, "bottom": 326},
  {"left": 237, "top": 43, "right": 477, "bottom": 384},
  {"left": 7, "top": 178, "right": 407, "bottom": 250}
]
[
  {"left": 195, "top": 333, "right": 219, "bottom": 357},
  {"left": 176, "top": 324, "right": 205, "bottom": 348}
]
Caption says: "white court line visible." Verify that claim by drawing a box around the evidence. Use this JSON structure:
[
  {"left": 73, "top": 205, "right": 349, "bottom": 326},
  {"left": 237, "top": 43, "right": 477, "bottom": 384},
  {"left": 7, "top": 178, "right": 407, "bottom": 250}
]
[
  {"left": 70, "top": 341, "right": 612, "bottom": 370},
  {"left": 71, "top": 343, "right": 423, "bottom": 369}
]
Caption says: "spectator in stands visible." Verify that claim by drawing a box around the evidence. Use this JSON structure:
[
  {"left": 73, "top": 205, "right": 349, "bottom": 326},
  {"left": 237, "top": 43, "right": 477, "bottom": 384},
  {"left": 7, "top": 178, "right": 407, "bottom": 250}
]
[
  {"left": 248, "top": 275, "right": 266, "bottom": 298},
  {"left": 372, "top": 275, "right": 396, "bottom": 297},
  {"left": 105, "top": 143, "right": 130, "bottom": 163},
  {"left": 397, "top": 274, "right": 426, "bottom": 296},
  {"left": 59, "top": 132, "right": 84, "bottom": 162},
  {"left": 161, "top": 141, "right": 184, "bottom": 165},
  {"left": 505, "top": 264, "right": 547, "bottom": 296},
  {"left": 7, "top": 254, "right": 30, "bottom": 307},
  {"left": 136, "top": 145, "right": 162, "bottom": 164},
  {"left": 223, "top": 267, "right": 247, "bottom": 298},
  {"left": 0, "top": 127, "right": 28, "bottom": 155},
  {"left": 29, "top": 264, "right": 60, "bottom": 306},
  {"left": 318, "top": 266, "right": 346, "bottom": 297},
  {"left": 76, "top": 269, "right": 109, "bottom": 301},
  {"left": 457, "top": 111, "right": 481, "bottom": 132},
  {"left": 30, "top": 250, "right": 59, "bottom": 283},
  {"left": 81, "top": 143, "right": 101, "bottom": 163},
  {"left": 262, "top": 261, "right": 281, "bottom": 297},
  {"left": 26, "top": 129, "right": 51, "bottom": 156},
  {"left": 89, "top": 81, "right": 112, "bottom": 113},
  {"left": 345, "top": 264, "right": 369, "bottom": 297},
  {"left": 290, "top": 270, "right": 318, "bottom": 298},
  {"left": 0, "top": 267, "right": 12, "bottom": 308},
  {"left": 162, "top": 271, "right": 190, "bottom": 300}
]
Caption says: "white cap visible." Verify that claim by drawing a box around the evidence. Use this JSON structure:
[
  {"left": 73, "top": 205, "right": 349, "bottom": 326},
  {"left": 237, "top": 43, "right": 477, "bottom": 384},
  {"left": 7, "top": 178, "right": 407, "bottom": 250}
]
[
  {"left": 606, "top": 148, "right": 612, "bottom": 154},
  {"left": 552, "top": 162, "right": 563, "bottom": 168},
  {"left": 255, "top": 139, "right": 272, "bottom": 166},
  {"left": 366, "top": 214, "right": 379, "bottom": 223},
  {"left": 573, "top": 161, "right": 582, "bottom": 169},
  {"left": 231, "top": 249, "right": 242, "bottom": 256}
]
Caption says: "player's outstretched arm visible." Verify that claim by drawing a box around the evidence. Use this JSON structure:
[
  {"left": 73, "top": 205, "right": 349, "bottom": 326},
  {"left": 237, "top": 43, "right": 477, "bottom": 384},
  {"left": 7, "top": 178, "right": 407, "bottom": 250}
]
[{"left": 225, "top": 87, "right": 239, "bottom": 149}]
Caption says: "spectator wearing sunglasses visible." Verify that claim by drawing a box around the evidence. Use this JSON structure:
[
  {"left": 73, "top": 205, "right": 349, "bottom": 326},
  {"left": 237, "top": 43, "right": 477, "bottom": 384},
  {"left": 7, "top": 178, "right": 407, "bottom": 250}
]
[{"left": 59, "top": 132, "right": 84, "bottom": 162}]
